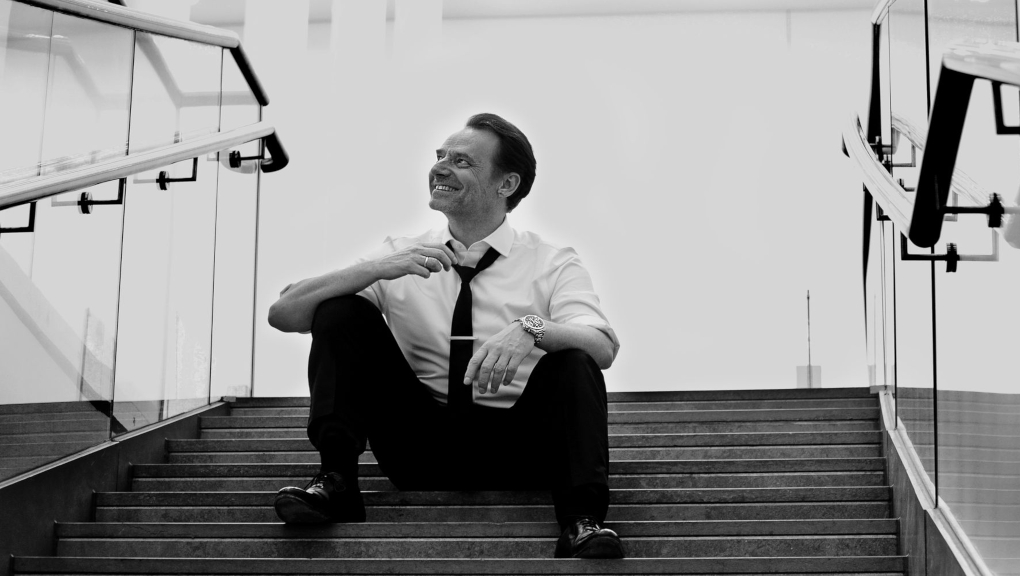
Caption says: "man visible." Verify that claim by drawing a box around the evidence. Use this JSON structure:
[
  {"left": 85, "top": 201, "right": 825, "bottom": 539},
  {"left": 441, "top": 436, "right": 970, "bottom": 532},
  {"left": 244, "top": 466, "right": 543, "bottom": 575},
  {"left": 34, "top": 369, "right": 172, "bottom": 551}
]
[{"left": 267, "top": 113, "right": 623, "bottom": 559}]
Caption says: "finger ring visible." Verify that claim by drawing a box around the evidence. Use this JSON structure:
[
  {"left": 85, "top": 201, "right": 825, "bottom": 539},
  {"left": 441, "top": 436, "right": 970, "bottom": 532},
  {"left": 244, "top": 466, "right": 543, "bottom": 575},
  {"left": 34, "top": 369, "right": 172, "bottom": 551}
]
[{"left": 423, "top": 256, "right": 431, "bottom": 267}]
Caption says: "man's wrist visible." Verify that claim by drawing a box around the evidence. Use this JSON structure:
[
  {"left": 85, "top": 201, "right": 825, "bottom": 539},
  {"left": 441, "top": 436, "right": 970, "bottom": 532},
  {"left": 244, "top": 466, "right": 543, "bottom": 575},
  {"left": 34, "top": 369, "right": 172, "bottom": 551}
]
[{"left": 513, "top": 314, "right": 546, "bottom": 345}]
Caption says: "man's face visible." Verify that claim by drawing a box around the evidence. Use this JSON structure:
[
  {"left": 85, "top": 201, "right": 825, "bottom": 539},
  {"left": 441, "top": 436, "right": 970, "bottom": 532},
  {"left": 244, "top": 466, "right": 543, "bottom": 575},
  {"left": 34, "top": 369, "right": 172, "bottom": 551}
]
[{"left": 428, "top": 127, "right": 505, "bottom": 219}]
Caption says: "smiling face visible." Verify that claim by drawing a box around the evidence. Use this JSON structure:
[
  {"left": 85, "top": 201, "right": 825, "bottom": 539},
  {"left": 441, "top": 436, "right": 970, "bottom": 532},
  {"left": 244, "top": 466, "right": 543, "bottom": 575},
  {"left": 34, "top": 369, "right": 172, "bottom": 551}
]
[{"left": 428, "top": 127, "right": 510, "bottom": 221}]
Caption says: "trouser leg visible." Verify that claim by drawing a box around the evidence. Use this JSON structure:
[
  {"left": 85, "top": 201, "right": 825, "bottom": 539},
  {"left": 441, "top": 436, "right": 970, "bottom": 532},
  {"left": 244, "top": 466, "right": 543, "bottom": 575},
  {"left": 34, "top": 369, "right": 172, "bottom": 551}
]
[
  {"left": 306, "top": 295, "right": 446, "bottom": 482},
  {"left": 467, "top": 349, "right": 610, "bottom": 527}
]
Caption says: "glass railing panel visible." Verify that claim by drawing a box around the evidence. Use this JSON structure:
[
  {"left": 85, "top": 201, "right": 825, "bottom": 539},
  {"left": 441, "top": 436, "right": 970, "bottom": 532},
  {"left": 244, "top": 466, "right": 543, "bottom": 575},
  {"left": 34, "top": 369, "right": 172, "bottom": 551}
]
[
  {"left": 935, "top": 251, "right": 1020, "bottom": 575},
  {"left": 209, "top": 55, "right": 260, "bottom": 400},
  {"left": 127, "top": 32, "right": 223, "bottom": 155},
  {"left": 931, "top": 36, "right": 1020, "bottom": 570},
  {"left": 865, "top": 211, "right": 887, "bottom": 388},
  {"left": 111, "top": 41, "right": 224, "bottom": 432},
  {"left": 0, "top": 181, "right": 124, "bottom": 481},
  {"left": 0, "top": 0, "right": 53, "bottom": 185},
  {"left": 37, "top": 12, "right": 132, "bottom": 180},
  {"left": 113, "top": 160, "right": 221, "bottom": 431},
  {"left": 887, "top": 0, "right": 936, "bottom": 486},
  {"left": 873, "top": 220, "right": 896, "bottom": 389},
  {"left": 926, "top": 5, "right": 1020, "bottom": 572}
]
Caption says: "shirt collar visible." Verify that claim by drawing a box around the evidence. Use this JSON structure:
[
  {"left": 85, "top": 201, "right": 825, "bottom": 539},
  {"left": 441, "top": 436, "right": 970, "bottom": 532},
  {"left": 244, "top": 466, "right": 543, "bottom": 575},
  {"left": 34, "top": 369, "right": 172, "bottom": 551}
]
[{"left": 440, "top": 217, "right": 514, "bottom": 257}]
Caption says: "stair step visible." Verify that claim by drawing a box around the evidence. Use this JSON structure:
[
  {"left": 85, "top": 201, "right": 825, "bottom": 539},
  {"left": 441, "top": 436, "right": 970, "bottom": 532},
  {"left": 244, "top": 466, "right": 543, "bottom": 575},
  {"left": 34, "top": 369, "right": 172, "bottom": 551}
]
[
  {"left": 228, "top": 389, "right": 876, "bottom": 409},
  {"left": 0, "top": 417, "right": 110, "bottom": 435},
  {"left": 900, "top": 407, "right": 1020, "bottom": 426},
  {"left": 199, "top": 416, "right": 883, "bottom": 434},
  {"left": 227, "top": 398, "right": 878, "bottom": 418},
  {"left": 56, "top": 518, "right": 900, "bottom": 538},
  {"left": 174, "top": 432, "right": 882, "bottom": 452},
  {"left": 0, "top": 440, "right": 107, "bottom": 457},
  {"left": 0, "top": 411, "right": 111, "bottom": 424},
  {"left": 202, "top": 427, "right": 887, "bottom": 440},
  {"left": 135, "top": 458, "right": 887, "bottom": 477},
  {"left": 57, "top": 534, "right": 899, "bottom": 559},
  {"left": 95, "top": 502, "right": 891, "bottom": 523},
  {"left": 0, "top": 431, "right": 112, "bottom": 445},
  {"left": 95, "top": 487, "right": 892, "bottom": 508},
  {"left": 608, "top": 408, "right": 879, "bottom": 423},
  {"left": 198, "top": 409, "right": 879, "bottom": 429},
  {"left": 930, "top": 503, "right": 1020, "bottom": 522},
  {"left": 12, "top": 555, "right": 907, "bottom": 574},
  {"left": 0, "top": 401, "right": 107, "bottom": 415},
  {"left": 939, "top": 486, "right": 1020, "bottom": 505},
  {"left": 168, "top": 445, "right": 882, "bottom": 464},
  {"left": 131, "top": 471, "right": 887, "bottom": 492},
  {"left": 939, "top": 475, "right": 1020, "bottom": 491}
]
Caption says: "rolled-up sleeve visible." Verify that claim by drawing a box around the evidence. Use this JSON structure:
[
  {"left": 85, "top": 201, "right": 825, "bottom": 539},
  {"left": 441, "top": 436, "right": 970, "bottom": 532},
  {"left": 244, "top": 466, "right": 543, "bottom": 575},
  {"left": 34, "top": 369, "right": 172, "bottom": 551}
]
[{"left": 547, "top": 248, "right": 621, "bottom": 360}]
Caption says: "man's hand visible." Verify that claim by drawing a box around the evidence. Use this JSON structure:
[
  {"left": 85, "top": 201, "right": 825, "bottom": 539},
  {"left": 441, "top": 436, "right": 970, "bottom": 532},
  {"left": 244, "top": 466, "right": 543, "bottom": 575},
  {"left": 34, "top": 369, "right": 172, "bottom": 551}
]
[
  {"left": 463, "top": 322, "right": 535, "bottom": 395},
  {"left": 374, "top": 243, "right": 459, "bottom": 280}
]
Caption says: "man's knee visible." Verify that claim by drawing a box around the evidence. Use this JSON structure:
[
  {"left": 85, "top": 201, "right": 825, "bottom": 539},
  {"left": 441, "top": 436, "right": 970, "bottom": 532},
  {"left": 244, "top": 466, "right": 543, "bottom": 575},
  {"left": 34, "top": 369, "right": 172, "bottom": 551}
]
[
  {"left": 538, "top": 349, "right": 600, "bottom": 373},
  {"left": 534, "top": 349, "right": 605, "bottom": 394},
  {"left": 311, "top": 295, "right": 379, "bottom": 338}
]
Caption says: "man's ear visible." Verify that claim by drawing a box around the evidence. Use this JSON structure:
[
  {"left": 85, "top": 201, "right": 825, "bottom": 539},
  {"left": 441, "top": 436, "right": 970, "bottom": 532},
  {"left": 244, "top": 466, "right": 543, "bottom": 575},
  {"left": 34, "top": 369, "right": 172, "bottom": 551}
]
[{"left": 497, "top": 172, "right": 521, "bottom": 200}]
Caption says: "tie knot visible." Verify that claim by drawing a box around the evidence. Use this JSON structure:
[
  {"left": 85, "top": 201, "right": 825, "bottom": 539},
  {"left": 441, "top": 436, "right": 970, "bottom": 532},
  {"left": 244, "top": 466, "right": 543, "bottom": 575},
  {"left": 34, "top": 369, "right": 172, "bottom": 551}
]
[
  {"left": 452, "top": 264, "right": 479, "bottom": 283},
  {"left": 447, "top": 242, "right": 501, "bottom": 284}
]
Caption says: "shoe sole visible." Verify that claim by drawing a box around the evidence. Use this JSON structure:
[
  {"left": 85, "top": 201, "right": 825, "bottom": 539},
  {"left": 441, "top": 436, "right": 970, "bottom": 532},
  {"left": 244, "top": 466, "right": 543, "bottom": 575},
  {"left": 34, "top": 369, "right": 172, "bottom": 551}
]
[
  {"left": 573, "top": 534, "right": 625, "bottom": 559},
  {"left": 274, "top": 494, "right": 331, "bottom": 524}
]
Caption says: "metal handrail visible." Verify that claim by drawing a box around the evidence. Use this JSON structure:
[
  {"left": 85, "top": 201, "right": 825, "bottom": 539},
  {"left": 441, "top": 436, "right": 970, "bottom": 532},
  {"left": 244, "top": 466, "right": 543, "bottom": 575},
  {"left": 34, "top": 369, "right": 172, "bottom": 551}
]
[
  {"left": 891, "top": 113, "right": 994, "bottom": 211},
  {"left": 18, "top": 0, "right": 268, "bottom": 105},
  {"left": 870, "top": 0, "right": 896, "bottom": 25},
  {"left": 844, "top": 113, "right": 915, "bottom": 235},
  {"left": 0, "top": 122, "right": 286, "bottom": 211},
  {"left": 910, "top": 38, "right": 1020, "bottom": 247}
]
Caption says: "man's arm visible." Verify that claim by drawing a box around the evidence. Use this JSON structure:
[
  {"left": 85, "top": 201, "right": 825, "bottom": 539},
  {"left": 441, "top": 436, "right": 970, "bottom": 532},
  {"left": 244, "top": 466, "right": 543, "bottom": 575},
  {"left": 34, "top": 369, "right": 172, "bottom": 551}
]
[
  {"left": 539, "top": 322, "right": 615, "bottom": 369},
  {"left": 463, "top": 320, "right": 615, "bottom": 395},
  {"left": 268, "top": 242, "right": 459, "bottom": 333}
]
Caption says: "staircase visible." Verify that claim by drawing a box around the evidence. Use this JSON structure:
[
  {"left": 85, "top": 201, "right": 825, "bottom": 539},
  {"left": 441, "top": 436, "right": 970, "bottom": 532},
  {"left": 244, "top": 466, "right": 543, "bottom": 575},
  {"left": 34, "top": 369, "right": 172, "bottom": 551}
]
[{"left": 12, "top": 388, "right": 907, "bottom": 574}]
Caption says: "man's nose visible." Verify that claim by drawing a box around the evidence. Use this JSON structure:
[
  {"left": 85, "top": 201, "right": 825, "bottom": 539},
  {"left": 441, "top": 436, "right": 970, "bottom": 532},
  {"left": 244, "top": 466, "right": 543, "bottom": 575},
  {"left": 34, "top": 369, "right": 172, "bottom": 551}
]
[{"left": 430, "top": 160, "right": 451, "bottom": 177}]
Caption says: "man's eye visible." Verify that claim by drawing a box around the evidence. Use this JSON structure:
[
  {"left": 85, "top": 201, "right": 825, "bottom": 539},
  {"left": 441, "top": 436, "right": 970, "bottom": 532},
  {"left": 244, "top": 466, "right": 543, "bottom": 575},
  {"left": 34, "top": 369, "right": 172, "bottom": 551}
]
[{"left": 456, "top": 159, "right": 470, "bottom": 167}]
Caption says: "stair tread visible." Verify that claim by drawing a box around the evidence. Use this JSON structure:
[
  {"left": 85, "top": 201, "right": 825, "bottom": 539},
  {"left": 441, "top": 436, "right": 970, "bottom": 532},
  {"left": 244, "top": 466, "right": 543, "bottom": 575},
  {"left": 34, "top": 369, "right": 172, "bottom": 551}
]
[
  {"left": 95, "top": 487, "right": 892, "bottom": 507},
  {"left": 228, "top": 389, "right": 876, "bottom": 408},
  {"left": 172, "top": 432, "right": 883, "bottom": 451},
  {"left": 56, "top": 518, "right": 901, "bottom": 538},
  {"left": 132, "top": 458, "right": 888, "bottom": 477},
  {"left": 13, "top": 554, "right": 907, "bottom": 574}
]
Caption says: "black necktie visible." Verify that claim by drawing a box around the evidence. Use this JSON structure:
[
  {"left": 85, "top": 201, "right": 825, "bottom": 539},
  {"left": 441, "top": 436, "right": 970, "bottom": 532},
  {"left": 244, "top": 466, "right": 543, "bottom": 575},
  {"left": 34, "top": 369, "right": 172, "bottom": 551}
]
[{"left": 448, "top": 242, "right": 501, "bottom": 411}]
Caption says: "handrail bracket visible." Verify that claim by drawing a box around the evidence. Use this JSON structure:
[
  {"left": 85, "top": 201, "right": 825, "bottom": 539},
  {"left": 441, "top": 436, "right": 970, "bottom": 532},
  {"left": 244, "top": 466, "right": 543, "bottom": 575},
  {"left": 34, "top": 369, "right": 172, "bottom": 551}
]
[
  {"left": 900, "top": 231, "right": 999, "bottom": 273},
  {"left": 992, "top": 81, "right": 1020, "bottom": 135},
  {"left": 0, "top": 202, "right": 37, "bottom": 236},
  {"left": 157, "top": 157, "right": 199, "bottom": 191},
  {"left": 942, "top": 193, "right": 1014, "bottom": 228}
]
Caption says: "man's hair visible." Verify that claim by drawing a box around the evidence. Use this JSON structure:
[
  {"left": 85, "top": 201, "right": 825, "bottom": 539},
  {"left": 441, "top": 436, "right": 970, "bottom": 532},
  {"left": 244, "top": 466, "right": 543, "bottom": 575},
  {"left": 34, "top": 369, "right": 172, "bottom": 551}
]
[{"left": 466, "top": 113, "right": 536, "bottom": 212}]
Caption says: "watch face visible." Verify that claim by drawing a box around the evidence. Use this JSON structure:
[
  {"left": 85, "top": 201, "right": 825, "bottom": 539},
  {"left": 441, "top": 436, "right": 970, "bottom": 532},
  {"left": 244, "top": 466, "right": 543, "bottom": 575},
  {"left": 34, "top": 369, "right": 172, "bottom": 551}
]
[{"left": 523, "top": 315, "right": 544, "bottom": 330}]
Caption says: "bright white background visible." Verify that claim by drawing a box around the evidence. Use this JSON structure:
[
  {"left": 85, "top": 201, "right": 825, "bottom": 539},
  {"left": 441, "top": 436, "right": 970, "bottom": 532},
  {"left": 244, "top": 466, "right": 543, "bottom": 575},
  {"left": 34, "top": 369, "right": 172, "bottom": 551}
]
[{"left": 210, "top": 1, "right": 875, "bottom": 398}]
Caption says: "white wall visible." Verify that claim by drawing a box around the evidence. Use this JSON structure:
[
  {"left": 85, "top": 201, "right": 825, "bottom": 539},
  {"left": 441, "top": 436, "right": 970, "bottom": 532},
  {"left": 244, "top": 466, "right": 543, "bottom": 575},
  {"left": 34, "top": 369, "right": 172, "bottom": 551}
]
[{"left": 246, "top": 8, "right": 873, "bottom": 397}]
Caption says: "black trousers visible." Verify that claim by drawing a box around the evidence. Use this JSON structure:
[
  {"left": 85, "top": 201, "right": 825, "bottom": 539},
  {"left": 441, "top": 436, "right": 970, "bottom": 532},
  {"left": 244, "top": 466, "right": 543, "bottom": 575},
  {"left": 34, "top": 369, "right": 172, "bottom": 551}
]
[{"left": 305, "top": 295, "right": 611, "bottom": 526}]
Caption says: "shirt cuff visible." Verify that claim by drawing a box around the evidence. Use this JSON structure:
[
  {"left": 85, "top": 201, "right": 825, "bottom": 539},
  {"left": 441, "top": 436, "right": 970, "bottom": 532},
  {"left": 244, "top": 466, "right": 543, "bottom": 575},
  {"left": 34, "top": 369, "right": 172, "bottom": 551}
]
[{"left": 563, "top": 316, "right": 620, "bottom": 360}]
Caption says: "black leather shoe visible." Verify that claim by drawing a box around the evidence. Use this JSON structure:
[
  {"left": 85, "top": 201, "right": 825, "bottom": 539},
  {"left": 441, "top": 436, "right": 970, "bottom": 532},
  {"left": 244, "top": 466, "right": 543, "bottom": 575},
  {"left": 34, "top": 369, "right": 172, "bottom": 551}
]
[
  {"left": 554, "top": 517, "right": 625, "bottom": 559},
  {"left": 274, "top": 471, "right": 366, "bottom": 524}
]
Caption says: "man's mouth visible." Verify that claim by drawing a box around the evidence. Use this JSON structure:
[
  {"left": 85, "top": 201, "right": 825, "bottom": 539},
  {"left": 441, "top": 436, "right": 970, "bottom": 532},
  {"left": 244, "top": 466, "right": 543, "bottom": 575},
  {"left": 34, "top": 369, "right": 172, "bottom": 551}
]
[{"left": 432, "top": 184, "right": 457, "bottom": 192}]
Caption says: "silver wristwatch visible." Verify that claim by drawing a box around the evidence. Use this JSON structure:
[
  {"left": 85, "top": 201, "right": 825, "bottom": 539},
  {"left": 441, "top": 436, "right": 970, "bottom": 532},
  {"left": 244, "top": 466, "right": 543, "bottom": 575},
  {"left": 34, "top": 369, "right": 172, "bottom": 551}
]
[{"left": 514, "top": 314, "right": 546, "bottom": 345}]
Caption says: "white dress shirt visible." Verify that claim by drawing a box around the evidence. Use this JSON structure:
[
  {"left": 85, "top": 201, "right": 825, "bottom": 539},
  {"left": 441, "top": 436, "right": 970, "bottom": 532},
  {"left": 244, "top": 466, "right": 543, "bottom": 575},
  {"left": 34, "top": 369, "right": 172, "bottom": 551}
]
[{"left": 355, "top": 218, "right": 619, "bottom": 409}]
